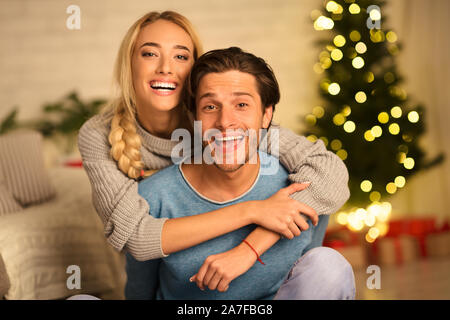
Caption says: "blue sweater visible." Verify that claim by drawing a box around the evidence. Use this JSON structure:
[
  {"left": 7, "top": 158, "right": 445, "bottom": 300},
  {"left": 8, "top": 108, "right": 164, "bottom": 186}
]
[{"left": 126, "top": 152, "right": 314, "bottom": 300}]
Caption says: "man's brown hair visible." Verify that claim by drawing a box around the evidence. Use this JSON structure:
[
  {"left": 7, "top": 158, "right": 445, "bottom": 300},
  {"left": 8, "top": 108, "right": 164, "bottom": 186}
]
[{"left": 185, "top": 47, "right": 280, "bottom": 117}]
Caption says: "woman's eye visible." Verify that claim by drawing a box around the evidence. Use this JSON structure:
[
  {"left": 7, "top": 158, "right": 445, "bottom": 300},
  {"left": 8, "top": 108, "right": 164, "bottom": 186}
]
[{"left": 142, "top": 52, "right": 156, "bottom": 57}]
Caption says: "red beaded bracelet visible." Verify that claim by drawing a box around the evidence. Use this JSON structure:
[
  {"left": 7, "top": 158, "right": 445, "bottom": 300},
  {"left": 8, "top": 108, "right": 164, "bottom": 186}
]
[{"left": 242, "top": 240, "right": 265, "bottom": 265}]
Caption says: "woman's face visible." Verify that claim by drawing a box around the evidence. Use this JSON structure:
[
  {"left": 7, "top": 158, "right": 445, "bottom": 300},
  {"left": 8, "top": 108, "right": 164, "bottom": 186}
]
[{"left": 132, "top": 19, "right": 195, "bottom": 115}]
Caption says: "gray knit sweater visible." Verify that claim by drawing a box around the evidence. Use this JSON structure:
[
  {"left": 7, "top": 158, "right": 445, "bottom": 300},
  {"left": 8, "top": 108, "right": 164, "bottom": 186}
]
[{"left": 78, "top": 114, "right": 350, "bottom": 261}]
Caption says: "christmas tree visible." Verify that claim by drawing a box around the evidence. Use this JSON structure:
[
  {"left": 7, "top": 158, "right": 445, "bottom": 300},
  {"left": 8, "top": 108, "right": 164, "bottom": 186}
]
[{"left": 305, "top": 0, "right": 444, "bottom": 239}]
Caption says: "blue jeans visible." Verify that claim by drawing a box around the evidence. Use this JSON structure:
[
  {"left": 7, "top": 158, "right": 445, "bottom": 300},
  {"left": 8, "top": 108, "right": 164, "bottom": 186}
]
[
  {"left": 273, "top": 215, "right": 355, "bottom": 300},
  {"left": 274, "top": 246, "right": 356, "bottom": 300}
]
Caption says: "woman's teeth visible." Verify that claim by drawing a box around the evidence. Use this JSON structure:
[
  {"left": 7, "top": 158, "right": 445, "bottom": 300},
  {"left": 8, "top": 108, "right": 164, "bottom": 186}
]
[{"left": 150, "top": 81, "right": 176, "bottom": 90}]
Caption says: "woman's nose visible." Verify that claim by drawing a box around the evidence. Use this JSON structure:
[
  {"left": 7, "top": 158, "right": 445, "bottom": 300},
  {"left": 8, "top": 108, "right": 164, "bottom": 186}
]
[{"left": 156, "top": 55, "right": 172, "bottom": 74}]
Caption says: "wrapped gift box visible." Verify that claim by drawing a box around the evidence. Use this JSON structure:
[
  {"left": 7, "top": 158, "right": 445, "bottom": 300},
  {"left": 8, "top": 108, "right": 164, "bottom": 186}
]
[
  {"left": 368, "top": 218, "right": 450, "bottom": 265},
  {"left": 426, "top": 231, "right": 450, "bottom": 258},
  {"left": 323, "top": 227, "right": 368, "bottom": 270},
  {"left": 334, "top": 245, "right": 368, "bottom": 270},
  {"left": 376, "top": 235, "right": 419, "bottom": 266}
]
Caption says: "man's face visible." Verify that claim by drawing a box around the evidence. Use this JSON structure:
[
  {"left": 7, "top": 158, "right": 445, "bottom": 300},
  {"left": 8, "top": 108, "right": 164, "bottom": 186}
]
[{"left": 195, "top": 70, "right": 273, "bottom": 172}]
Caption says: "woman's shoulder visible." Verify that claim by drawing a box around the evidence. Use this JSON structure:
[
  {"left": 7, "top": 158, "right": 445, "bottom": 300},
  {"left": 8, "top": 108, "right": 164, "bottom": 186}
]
[
  {"left": 78, "top": 114, "right": 112, "bottom": 161},
  {"left": 79, "top": 114, "right": 110, "bottom": 137}
]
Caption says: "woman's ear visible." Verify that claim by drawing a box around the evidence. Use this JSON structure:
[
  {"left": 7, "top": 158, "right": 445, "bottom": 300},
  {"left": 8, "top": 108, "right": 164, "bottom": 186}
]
[{"left": 262, "top": 105, "right": 274, "bottom": 129}]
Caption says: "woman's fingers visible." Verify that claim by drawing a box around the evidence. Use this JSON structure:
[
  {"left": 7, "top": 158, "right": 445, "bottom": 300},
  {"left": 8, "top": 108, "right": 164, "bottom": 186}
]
[
  {"left": 293, "top": 214, "right": 310, "bottom": 231},
  {"left": 296, "top": 202, "right": 318, "bottom": 226},
  {"left": 281, "top": 182, "right": 310, "bottom": 196},
  {"left": 288, "top": 221, "right": 301, "bottom": 237},
  {"left": 281, "top": 228, "right": 295, "bottom": 239}
]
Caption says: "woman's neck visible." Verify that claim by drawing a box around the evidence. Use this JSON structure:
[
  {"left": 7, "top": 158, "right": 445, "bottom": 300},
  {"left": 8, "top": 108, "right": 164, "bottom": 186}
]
[{"left": 137, "top": 105, "right": 188, "bottom": 139}]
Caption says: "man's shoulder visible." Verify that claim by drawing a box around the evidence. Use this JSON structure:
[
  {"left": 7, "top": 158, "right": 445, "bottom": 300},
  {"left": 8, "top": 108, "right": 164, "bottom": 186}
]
[
  {"left": 259, "top": 151, "right": 289, "bottom": 178},
  {"left": 138, "top": 164, "right": 180, "bottom": 196}
]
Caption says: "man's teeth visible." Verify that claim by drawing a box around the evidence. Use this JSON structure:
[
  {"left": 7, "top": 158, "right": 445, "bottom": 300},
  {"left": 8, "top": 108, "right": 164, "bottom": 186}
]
[
  {"left": 216, "top": 136, "right": 244, "bottom": 142},
  {"left": 151, "top": 82, "right": 176, "bottom": 90}
]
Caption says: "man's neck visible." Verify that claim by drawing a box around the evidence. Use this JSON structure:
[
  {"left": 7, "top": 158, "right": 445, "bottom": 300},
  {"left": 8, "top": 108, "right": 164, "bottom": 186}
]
[{"left": 181, "top": 154, "right": 260, "bottom": 202}]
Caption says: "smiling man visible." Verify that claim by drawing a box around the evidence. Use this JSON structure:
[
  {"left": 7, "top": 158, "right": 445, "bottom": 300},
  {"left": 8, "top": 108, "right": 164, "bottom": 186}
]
[{"left": 125, "top": 47, "right": 355, "bottom": 300}]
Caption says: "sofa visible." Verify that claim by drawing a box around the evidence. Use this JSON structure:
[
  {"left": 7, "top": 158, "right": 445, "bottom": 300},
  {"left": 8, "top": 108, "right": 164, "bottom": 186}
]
[{"left": 0, "top": 130, "right": 126, "bottom": 300}]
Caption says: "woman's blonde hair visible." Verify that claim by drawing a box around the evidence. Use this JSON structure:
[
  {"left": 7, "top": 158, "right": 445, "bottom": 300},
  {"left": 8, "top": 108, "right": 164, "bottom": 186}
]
[{"left": 103, "top": 11, "right": 203, "bottom": 179}]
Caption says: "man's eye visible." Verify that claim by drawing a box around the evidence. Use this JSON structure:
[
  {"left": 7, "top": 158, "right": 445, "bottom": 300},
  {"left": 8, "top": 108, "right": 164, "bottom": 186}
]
[
  {"left": 175, "top": 55, "right": 189, "bottom": 61},
  {"left": 237, "top": 103, "right": 248, "bottom": 108},
  {"left": 204, "top": 105, "right": 216, "bottom": 110}
]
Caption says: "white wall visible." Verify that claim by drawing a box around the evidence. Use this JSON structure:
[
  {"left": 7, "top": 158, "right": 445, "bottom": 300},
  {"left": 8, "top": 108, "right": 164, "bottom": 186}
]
[
  {"left": 0, "top": 0, "right": 318, "bottom": 132},
  {"left": 0, "top": 0, "right": 448, "bottom": 221},
  {"left": 383, "top": 0, "right": 449, "bottom": 223}
]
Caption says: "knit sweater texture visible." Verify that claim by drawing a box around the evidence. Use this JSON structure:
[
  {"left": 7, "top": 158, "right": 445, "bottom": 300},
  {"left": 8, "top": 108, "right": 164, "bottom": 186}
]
[{"left": 77, "top": 114, "right": 350, "bottom": 261}]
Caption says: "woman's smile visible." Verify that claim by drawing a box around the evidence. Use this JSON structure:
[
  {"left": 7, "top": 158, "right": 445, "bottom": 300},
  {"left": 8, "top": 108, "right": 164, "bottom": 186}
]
[{"left": 149, "top": 79, "right": 178, "bottom": 96}]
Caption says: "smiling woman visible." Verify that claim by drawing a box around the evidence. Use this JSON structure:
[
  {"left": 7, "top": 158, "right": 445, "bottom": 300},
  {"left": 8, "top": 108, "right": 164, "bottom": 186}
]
[{"left": 132, "top": 19, "right": 194, "bottom": 127}]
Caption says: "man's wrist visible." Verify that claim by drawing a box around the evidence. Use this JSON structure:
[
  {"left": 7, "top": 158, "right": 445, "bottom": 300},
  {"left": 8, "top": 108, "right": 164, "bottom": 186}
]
[{"left": 237, "top": 241, "right": 258, "bottom": 264}]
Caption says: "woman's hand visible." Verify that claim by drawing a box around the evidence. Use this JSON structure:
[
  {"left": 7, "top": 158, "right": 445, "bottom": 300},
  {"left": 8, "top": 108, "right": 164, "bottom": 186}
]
[
  {"left": 247, "top": 183, "right": 318, "bottom": 239},
  {"left": 189, "top": 242, "right": 257, "bottom": 292}
]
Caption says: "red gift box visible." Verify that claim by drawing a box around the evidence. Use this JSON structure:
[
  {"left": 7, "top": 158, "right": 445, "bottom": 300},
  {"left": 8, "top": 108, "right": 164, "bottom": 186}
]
[
  {"left": 323, "top": 227, "right": 368, "bottom": 270},
  {"left": 370, "top": 217, "right": 449, "bottom": 265},
  {"left": 385, "top": 218, "right": 437, "bottom": 258},
  {"left": 63, "top": 159, "right": 83, "bottom": 167}
]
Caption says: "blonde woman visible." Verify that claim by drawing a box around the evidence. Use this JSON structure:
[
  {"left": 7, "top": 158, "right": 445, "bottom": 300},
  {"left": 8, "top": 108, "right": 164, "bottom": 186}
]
[{"left": 78, "top": 11, "right": 349, "bottom": 277}]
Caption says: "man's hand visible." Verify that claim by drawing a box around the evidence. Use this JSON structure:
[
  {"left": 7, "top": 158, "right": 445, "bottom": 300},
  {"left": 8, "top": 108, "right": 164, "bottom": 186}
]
[{"left": 190, "top": 242, "right": 257, "bottom": 292}]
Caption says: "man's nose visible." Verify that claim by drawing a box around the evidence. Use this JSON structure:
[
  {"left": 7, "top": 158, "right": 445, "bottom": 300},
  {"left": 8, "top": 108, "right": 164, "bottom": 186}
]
[
  {"left": 216, "top": 108, "right": 237, "bottom": 129},
  {"left": 156, "top": 55, "right": 173, "bottom": 74}
]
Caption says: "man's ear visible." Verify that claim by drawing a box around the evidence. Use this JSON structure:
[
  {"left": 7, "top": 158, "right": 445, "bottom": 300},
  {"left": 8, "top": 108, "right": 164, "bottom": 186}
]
[{"left": 262, "top": 105, "right": 274, "bottom": 129}]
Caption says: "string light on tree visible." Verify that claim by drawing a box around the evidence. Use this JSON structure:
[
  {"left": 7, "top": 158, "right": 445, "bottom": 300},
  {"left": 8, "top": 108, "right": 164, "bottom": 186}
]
[
  {"left": 306, "top": 0, "right": 443, "bottom": 243},
  {"left": 348, "top": 3, "right": 361, "bottom": 14},
  {"left": 355, "top": 91, "right": 367, "bottom": 103},
  {"left": 355, "top": 42, "right": 367, "bottom": 54},
  {"left": 352, "top": 56, "right": 365, "bottom": 69},
  {"left": 328, "top": 82, "right": 341, "bottom": 95}
]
